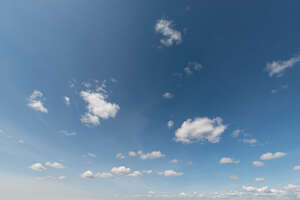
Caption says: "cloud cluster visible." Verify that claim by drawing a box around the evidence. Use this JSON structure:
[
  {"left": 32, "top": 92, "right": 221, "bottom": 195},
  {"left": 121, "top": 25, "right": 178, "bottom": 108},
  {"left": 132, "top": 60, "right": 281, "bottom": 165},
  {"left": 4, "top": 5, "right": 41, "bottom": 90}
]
[
  {"left": 27, "top": 90, "right": 48, "bottom": 113},
  {"left": 158, "top": 170, "right": 183, "bottom": 177},
  {"left": 155, "top": 19, "right": 182, "bottom": 47},
  {"left": 266, "top": 55, "right": 300, "bottom": 77},
  {"left": 80, "top": 90, "right": 120, "bottom": 126},
  {"left": 175, "top": 117, "right": 227, "bottom": 144},
  {"left": 219, "top": 157, "right": 240, "bottom": 164},
  {"left": 184, "top": 62, "right": 203, "bottom": 75},
  {"left": 260, "top": 152, "right": 287, "bottom": 160},
  {"left": 29, "top": 161, "right": 65, "bottom": 171}
]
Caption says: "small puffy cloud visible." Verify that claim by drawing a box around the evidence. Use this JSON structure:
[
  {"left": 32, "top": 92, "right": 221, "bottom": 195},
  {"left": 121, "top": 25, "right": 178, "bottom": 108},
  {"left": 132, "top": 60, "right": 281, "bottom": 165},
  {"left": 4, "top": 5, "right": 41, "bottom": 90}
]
[
  {"left": 229, "top": 176, "right": 239, "bottom": 180},
  {"left": 80, "top": 170, "right": 113, "bottom": 179},
  {"left": 58, "top": 130, "right": 77, "bottom": 136},
  {"left": 27, "top": 90, "right": 48, "bottom": 113},
  {"left": 170, "top": 159, "right": 179, "bottom": 164},
  {"left": 266, "top": 55, "right": 300, "bottom": 77},
  {"left": 219, "top": 157, "right": 240, "bottom": 164},
  {"left": 128, "top": 151, "right": 137, "bottom": 157},
  {"left": 253, "top": 161, "right": 264, "bottom": 167},
  {"left": 87, "top": 153, "right": 96, "bottom": 158},
  {"left": 255, "top": 177, "right": 265, "bottom": 182},
  {"left": 158, "top": 170, "right": 183, "bottom": 177},
  {"left": 45, "top": 162, "right": 65, "bottom": 169},
  {"left": 242, "top": 186, "right": 269, "bottom": 193},
  {"left": 116, "top": 153, "right": 125, "bottom": 159},
  {"left": 64, "top": 96, "right": 70, "bottom": 105},
  {"left": 260, "top": 152, "right": 287, "bottom": 160},
  {"left": 111, "top": 166, "right": 131, "bottom": 176},
  {"left": 184, "top": 62, "right": 203, "bottom": 75},
  {"left": 242, "top": 138, "right": 257, "bottom": 144},
  {"left": 29, "top": 163, "right": 47, "bottom": 171},
  {"left": 137, "top": 151, "right": 165, "bottom": 160},
  {"left": 162, "top": 92, "right": 174, "bottom": 99},
  {"left": 155, "top": 19, "right": 182, "bottom": 47},
  {"left": 293, "top": 165, "right": 300, "bottom": 171},
  {"left": 175, "top": 117, "right": 227, "bottom": 144},
  {"left": 80, "top": 90, "right": 120, "bottom": 126},
  {"left": 127, "top": 171, "right": 143, "bottom": 177},
  {"left": 142, "top": 170, "right": 153, "bottom": 174},
  {"left": 167, "top": 120, "right": 174, "bottom": 129},
  {"left": 232, "top": 129, "right": 242, "bottom": 138}
]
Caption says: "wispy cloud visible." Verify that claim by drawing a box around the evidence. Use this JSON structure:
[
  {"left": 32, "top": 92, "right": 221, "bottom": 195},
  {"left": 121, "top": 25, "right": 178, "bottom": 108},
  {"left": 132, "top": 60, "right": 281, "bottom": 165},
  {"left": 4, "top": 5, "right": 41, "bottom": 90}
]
[
  {"left": 155, "top": 19, "right": 182, "bottom": 47},
  {"left": 27, "top": 90, "right": 48, "bottom": 113},
  {"left": 266, "top": 55, "right": 300, "bottom": 77}
]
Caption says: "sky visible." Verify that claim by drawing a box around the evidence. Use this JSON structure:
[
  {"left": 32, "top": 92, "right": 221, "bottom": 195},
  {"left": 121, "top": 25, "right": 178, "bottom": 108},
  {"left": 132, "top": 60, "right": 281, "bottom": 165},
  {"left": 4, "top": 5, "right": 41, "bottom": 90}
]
[{"left": 1, "top": 0, "right": 300, "bottom": 199}]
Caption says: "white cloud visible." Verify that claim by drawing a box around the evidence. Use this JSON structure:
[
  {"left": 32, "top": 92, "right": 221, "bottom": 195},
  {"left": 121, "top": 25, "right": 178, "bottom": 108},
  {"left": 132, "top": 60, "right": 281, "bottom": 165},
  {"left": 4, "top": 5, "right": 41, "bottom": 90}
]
[
  {"left": 17, "top": 139, "right": 24, "bottom": 144},
  {"left": 162, "top": 92, "right": 173, "bottom": 99},
  {"left": 167, "top": 120, "right": 174, "bottom": 129},
  {"left": 256, "top": 177, "right": 265, "bottom": 182},
  {"left": 116, "top": 153, "right": 125, "bottom": 159},
  {"left": 45, "top": 162, "right": 65, "bottom": 169},
  {"left": 184, "top": 62, "right": 203, "bottom": 75},
  {"left": 58, "top": 130, "right": 77, "bottom": 136},
  {"left": 137, "top": 150, "right": 165, "bottom": 160},
  {"left": 253, "top": 161, "right": 264, "bottom": 167},
  {"left": 158, "top": 170, "right": 183, "bottom": 177},
  {"left": 111, "top": 166, "right": 131, "bottom": 176},
  {"left": 184, "top": 67, "right": 193, "bottom": 75},
  {"left": 29, "top": 163, "right": 47, "bottom": 171},
  {"left": 242, "top": 185, "right": 269, "bottom": 193},
  {"left": 142, "top": 170, "right": 153, "bottom": 174},
  {"left": 87, "top": 153, "right": 96, "bottom": 158},
  {"left": 219, "top": 157, "right": 240, "bottom": 164},
  {"left": 64, "top": 96, "right": 70, "bottom": 105},
  {"left": 266, "top": 55, "right": 300, "bottom": 77},
  {"left": 155, "top": 19, "right": 182, "bottom": 47},
  {"left": 175, "top": 117, "right": 227, "bottom": 144},
  {"left": 293, "top": 165, "right": 300, "bottom": 171},
  {"left": 128, "top": 151, "right": 137, "bottom": 157},
  {"left": 229, "top": 176, "right": 239, "bottom": 180},
  {"left": 27, "top": 90, "right": 48, "bottom": 113},
  {"left": 242, "top": 138, "right": 257, "bottom": 144},
  {"left": 80, "top": 90, "right": 120, "bottom": 126},
  {"left": 260, "top": 152, "right": 287, "bottom": 160},
  {"left": 80, "top": 170, "right": 112, "bottom": 179},
  {"left": 58, "top": 176, "right": 66, "bottom": 180},
  {"left": 170, "top": 159, "right": 179, "bottom": 164},
  {"left": 127, "top": 171, "right": 143, "bottom": 177}
]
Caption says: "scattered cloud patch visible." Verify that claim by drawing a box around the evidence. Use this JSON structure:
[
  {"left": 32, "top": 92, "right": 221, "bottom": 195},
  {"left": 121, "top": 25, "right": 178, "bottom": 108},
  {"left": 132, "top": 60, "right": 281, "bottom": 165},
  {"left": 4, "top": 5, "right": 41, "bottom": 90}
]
[
  {"left": 167, "top": 120, "right": 174, "bottom": 129},
  {"left": 184, "top": 62, "right": 203, "bottom": 75},
  {"left": 29, "top": 163, "right": 47, "bottom": 171},
  {"left": 242, "top": 138, "right": 257, "bottom": 144},
  {"left": 260, "top": 152, "right": 287, "bottom": 160},
  {"left": 80, "top": 170, "right": 113, "bottom": 179},
  {"left": 170, "top": 159, "right": 179, "bottom": 164},
  {"left": 232, "top": 129, "right": 242, "bottom": 138},
  {"left": 253, "top": 161, "right": 264, "bottom": 167},
  {"left": 45, "top": 162, "right": 65, "bottom": 169},
  {"left": 229, "top": 176, "right": 239, "bottom": 180},
  {"left": 111, "top": 166, "right": 131, "bottom": 176},
  {"left": 266, "top": 55, "right": 300, "bottom": 77},
  {"left": 162, "top": 92, "right": 174, "bottom": 99},
  {"left": 155, "top": 19, "right": 182, "bottom": 47},
  {"left": 220, "top": 157, "right": 240, "bottom": 164},
  {"left": 127, "top": 171, "right": 143, "bottom": 177},
  {"left": 80, "top": 89, "right": 120, "bottom": 126},
  {"left": 128, "top": 151, "right": 137, "bottom": 157},
  {"left": 293, "top": 165, "right": 300, "bottom": 171},
  {"left": 58, "top": 130, "right": 77, "bottom": 136},
  {"left": 17, "top": 139, "right": 24, "bottom": 144},
  {"left": 175, "top": 117, "right": 227, "bottom": 144},
  {"left": 87, "top": 153, "right": 96, "bottom": 158},
  {"left": 27, "top": 90, "right": 48, "bottom": 113},
  {"left": 116, "top": 153, "right": 125, "bottom": 159},
  {"left": 64, "top": 96, "right": 70, "bottom": 105},
  {"left": 137, "top": 150, "right": 165, "bottom": 160},
  {"left": 158, "top": 170, "right": 183, "bottom": 177},
  {"left": 255, "top": 177, "right": 265, "bottom": 182}
]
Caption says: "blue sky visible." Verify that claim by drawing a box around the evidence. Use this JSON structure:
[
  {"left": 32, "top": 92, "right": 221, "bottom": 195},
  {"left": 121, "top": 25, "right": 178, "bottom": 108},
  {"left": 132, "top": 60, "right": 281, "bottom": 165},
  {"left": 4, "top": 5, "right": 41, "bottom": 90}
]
[{"left": 1, "top": 0, "right": 300, "bottom": 199}]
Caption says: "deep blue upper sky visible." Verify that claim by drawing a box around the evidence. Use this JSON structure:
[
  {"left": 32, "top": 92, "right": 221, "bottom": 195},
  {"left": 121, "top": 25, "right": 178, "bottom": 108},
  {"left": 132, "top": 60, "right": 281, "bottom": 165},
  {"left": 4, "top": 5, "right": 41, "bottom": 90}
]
[{"left": 1, "top": 1, "right": 300, "bottom": 200}]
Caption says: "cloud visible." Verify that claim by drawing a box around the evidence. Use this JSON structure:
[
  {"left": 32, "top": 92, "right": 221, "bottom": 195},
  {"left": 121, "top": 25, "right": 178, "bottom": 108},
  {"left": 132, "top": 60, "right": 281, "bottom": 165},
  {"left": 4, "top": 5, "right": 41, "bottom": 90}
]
[
  {"left": 17, "top": 139, "right": 24, "bottom": 144},
  {"left": 266, "top": 55, "right": 300, "bottom": 77},
  {"left": 219, "top": 157, "right": 240, "bottom": 164},
  {"left": 58, "top": 176, "right": 66, "bottom": 180},
  {"left": 242, "top": 138, "right": 257, "bottom": 144},
  {"left": 162, "top": 92, "right": 174, "bottom": 99},
  {"left": 64, "top": 96, "right": 70, "bottom": 105},
  {"left": 293, "top": 165, "right": 300, "bottom": 171},
  {"left": 170, "top": 159, "right": 179, "bottom": 164},
  {"left": 80, "top": 90, "right": 120, "bottom": 126},
  {"left": 253, "top": 161, "right": 264, "bottom": 167},
  {"left": 87, "top": 153, "right": 96, "bottom": 158},
  {"left": 231, "top": 129, "right": 242, "bottom": 138},
  {"left": 167, "top": 120, "right": 174, "bottom": 129},
  {"left": 128, "top": 151, "right": 137, "bottom": 157},
  {"left": 242, "top": 185, "right": 269, "bottom": 193},
  {"left": 175, "top": 117, "right": 227, "bottom": 144},
  {"left": 45, "top": 162, "right": 65, "bottom": 169},
  {"left": 255, "top": 177, "right": 265, "bottom": 182},
  {"left": 58, "top": 130, "right": 77, "bottom": 136},
  {"left": 142, "top": 170, "right": 153, "bottom": 174},
  {"left": 260, "top": 152, "right": 287, "bottom": 160},
  {"left": 80, "top": 170, "right": 113, "bottom": 179},
  {"left": 27, "top": 90, "right": 48, "bottom": 113},
  {"left": 184, "top": 62, "right": 203, "bottom": 75},
  {"left": 111, "top": 166, "right": 131, "bottom": 176},
  {"left": 116, "top": 153, "right": 125, "bottom": 159},
  {"left": 229, "top": 176, "right": 239, "bottom": 180},
  {"left": 155, "top": 19, "right": 182, "bottom": 47},
  {"left": 29, "top": 163, "right": 47, "bottom": 171},
  {"left": 137, "top": 150, "right": 165, "bottom": 160},
  {"left": 158, "top": 170, "right": 183, "bottom": 177},
  {"left": 127, "top": 171, "right": 143, "bottom": 177}
]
